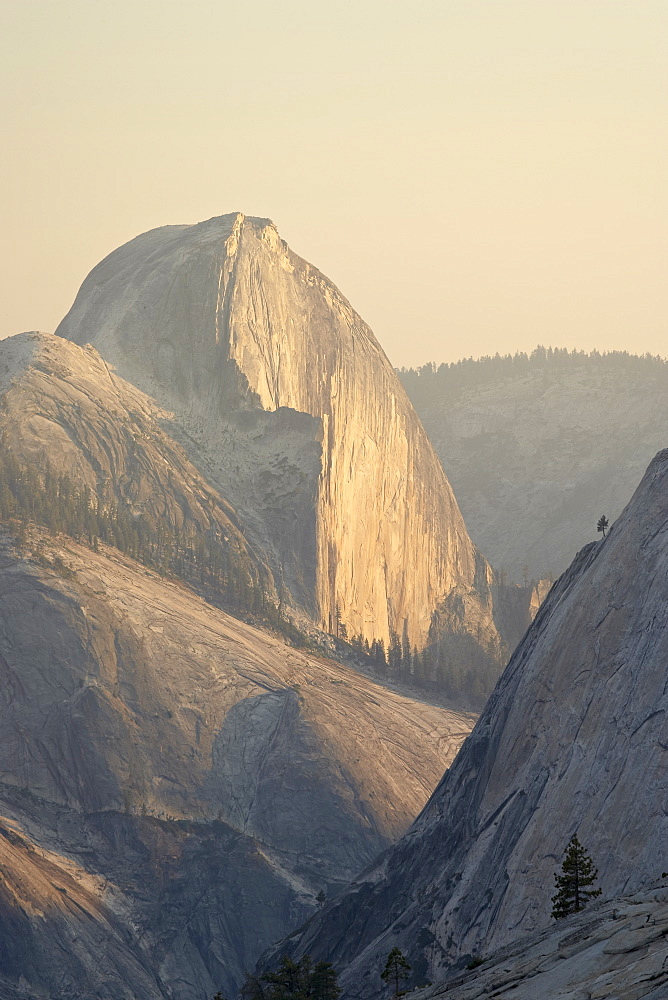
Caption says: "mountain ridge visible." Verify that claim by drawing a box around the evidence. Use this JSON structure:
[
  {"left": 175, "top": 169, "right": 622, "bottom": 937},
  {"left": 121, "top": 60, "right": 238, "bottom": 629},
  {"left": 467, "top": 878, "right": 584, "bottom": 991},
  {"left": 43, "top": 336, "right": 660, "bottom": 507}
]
[
  {"left": 0, "top": 327, "right": 483, "bottom": 997},
  {"left": 277, "top": 444, "right": 668, "bottom": 996},
  {"left": 55, "top": 214, "right": 510, "bottom": 666},
  {"left": 0, "top": 524, "right": 475, "bottom": 999},
  {"left": 399, "top": 347, "right": 668, "bottom": 581}
]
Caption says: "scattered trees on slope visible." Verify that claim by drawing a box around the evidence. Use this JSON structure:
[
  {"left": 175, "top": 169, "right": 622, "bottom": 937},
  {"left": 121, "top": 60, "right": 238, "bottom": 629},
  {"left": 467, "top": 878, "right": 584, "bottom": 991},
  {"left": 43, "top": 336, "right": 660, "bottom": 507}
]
[
  {"left": 0, "top": 444, "right": 311, "bottom": 645},
  {"left": 240, "top": 955, "right": 340, "bottom": 1000},
  {"left": 344, "top": 626, "right": 500, "bottom": 704}
]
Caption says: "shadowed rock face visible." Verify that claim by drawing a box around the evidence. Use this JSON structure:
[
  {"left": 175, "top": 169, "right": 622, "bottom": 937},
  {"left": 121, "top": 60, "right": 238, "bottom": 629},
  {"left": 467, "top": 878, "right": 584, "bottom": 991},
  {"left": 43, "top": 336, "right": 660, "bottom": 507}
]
[
  {"left": 0, "top": 329, "right": 479, "bottom": 999},
  {"left": 56, "top": 213, "right": 499, "bottom": 654},
  {"left": 0, "top": 808, "right": 302, "bottom": 1000},
  {"left": 280, "top": 449, "right": 668, "bottom": 997},
  {"left": 0, "top": 531, "right": 475, "bottom": 1000},
  {"left": 0, "top": 330, "right": 271, "bottom": 596}
]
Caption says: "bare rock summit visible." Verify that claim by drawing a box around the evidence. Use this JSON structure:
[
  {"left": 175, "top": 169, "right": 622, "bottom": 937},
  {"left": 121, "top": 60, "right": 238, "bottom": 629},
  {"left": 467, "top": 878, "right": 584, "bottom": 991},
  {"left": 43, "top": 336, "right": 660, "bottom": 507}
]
[{"left": 56, "top": 214, "right": 510, "bottom": 663}]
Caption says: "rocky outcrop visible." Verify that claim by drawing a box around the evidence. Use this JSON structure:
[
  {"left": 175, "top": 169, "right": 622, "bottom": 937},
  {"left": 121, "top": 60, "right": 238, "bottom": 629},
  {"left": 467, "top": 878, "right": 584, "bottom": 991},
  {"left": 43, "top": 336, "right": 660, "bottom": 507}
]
[
  {"left": 0, "top": 330, "right": 272, "bottom": 600},
  {"left": 0, "top": 807, "right": 303, "bottom": 1000},
  {"left": 412, "top": 881, "right": 668, "bottom": 1000},
  {"left": 0, "top": 330, "right": 481, "bottom": 997},
  {"left": 0, "top": 527, "right": 475, "bottom": 999},
  {"left": 56, "top": 214, "right": 505, "bottom": 657},
  {"left": 400, "top": 352, "right": 668, "bottom": 582},
  {"left": 279, "top": 448, "right": 668, "bottom": 996},
  {"left": 0, "top": 318, "right": 483, "bottom": 1000}
]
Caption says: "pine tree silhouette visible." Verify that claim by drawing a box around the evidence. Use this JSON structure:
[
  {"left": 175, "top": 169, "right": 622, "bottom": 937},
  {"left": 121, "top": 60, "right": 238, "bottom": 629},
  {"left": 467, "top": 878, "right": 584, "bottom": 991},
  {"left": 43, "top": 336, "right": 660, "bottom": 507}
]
[
  {"left": 551, "top": 834, "right": 602, "bottom": 919},
  {"left": 381, "top": 947, "right": 411, "bottom": 996}
]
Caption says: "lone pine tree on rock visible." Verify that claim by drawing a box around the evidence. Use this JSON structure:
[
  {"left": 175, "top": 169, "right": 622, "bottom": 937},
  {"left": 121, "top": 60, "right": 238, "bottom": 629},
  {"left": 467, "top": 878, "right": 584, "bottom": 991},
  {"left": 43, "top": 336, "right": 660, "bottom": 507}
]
[
  {"left": 551, "top": 834, "right": 602, "bottom": 919},
  {"left": 597, "top": 514, "right": 609, "bottom": 538},
  {"left": 381, "top": 947, "right": 411, "bottom": 997}
]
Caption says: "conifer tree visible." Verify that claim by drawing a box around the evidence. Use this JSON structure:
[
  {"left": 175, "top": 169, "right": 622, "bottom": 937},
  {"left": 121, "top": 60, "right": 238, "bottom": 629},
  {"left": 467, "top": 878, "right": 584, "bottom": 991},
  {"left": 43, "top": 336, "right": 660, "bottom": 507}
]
[
  {"left": 380, "top": 947, "right": 411, "bottom": 997},
  {"left": 241, "top": 954, "right": 341, "bottom": 1000},
  {"left": 551, "top": 834, "right": 602, "bottom": 919},
  {"left": 310, "top": 961, "right": 341, "bottom": 1000},
  {"left": 239, "top": 974, "right": 267, "bottom": 1000},
  {"left": 388, "top": 632, "right": 402, "bottom": 674}
]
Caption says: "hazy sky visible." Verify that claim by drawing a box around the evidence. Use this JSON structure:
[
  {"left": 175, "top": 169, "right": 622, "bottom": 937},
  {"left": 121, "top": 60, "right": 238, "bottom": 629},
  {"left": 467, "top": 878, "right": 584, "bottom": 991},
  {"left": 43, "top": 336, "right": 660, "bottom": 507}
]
[{"left": 2, "top": 0, "right": 666, "bottom": 367}]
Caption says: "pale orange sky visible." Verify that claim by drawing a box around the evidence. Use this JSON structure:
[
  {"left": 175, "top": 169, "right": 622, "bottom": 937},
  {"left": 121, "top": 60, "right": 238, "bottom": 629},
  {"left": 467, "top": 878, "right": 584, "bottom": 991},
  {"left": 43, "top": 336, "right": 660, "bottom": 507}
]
[{"left": 1, "top": 0, "right": 666, "bottom": 367}]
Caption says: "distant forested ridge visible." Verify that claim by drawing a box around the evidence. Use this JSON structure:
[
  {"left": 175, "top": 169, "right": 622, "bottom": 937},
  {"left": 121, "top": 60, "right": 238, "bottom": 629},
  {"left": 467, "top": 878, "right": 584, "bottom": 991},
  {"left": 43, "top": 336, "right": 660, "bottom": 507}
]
[
  {"left": 399, "top": 347, "right": 668, "bottom": 582},
  {"left": 399, "top": 346, "right": 667, "bottom": 400}
]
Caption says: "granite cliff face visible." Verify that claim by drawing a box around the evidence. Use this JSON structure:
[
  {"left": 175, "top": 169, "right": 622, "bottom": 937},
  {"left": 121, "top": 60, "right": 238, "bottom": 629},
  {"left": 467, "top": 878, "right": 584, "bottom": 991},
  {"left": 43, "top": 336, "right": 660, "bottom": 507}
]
[
  {"left": 400, "top": 352, "right": 668, "bottom": 582},
  {"left": 0, "top": 331, "right": 478, "bottom": 999},
  {"left": 410, "top": 881, "right": 668, "bottom": 1000},
  {"left": 0, "top": 331, "right": 273, "bottom": 600},
  {"left": 0, "top": 532, "right": 474, "bottom": 1000},
  {"left": 56, "top": 214, "right": 504, "bottom": 656},
  {"left": 282, "top": 448, "right": 668, "bottom": 996}
]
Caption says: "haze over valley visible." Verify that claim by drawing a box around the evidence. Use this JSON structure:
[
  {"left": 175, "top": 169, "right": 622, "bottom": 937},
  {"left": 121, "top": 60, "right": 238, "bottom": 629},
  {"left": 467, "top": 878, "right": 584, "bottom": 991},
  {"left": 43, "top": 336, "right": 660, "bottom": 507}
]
[
  {"left": 0, "top": 203, "right": 665, "bottom": 1000},
  {"left": 3, "top": 0, "right": 667, "bottom": 993},
  {"left": 400, "top": 350, "right": 668, "bottom": 582}
]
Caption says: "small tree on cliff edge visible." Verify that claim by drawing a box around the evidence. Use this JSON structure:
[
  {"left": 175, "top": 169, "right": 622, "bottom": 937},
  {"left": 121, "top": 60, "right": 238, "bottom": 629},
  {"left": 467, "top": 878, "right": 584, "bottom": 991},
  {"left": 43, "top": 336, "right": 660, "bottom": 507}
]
[
  {"left": 551, "top": 834, "right": 602, "bottom": 919},
  {"left": 597, "top": 515, "right": 609, "bottom": 538},
  {"left": 381, "top": 947, "right": 411, "bottom": 997}
]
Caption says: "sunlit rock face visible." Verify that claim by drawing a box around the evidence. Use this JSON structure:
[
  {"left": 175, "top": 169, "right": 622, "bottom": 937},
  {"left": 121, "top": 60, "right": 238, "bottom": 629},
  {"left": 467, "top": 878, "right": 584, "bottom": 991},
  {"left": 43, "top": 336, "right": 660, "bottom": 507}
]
[
  {"left": 57, "top": 213, "right": 491, "bottom": 652},
  {"left": 0, "top": 331, "right": 270, "bottom": 594},
  {"left": 280, "top": 449, "right": 668, "bottom": 997},
  {"left": 0, "top": 329, "right": 477, "bottom": 999}
]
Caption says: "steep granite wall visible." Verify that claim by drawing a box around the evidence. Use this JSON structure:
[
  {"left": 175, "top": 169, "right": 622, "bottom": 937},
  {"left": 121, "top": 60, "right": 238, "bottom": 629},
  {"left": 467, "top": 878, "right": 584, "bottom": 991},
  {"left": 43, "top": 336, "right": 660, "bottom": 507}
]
[
  {"left": 281, "top": 448, "right": 668, "bottom": 996},
  {"left": 0, "top": 330, "right": 479, "bottom": 996},
  {"left": 0, "top": 530, "right": 474, "bottom": 999},
  {"left": 57, "top": 214, "right": 494, "bottom": 653}
]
